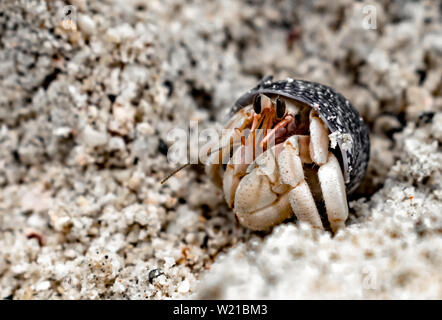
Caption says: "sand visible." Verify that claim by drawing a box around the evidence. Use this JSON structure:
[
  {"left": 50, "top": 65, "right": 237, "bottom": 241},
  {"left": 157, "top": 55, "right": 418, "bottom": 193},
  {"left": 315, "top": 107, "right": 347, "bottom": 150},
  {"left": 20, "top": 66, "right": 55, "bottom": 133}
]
[{"left": 0, "top": 0, "right": 441, "bottom": 299}]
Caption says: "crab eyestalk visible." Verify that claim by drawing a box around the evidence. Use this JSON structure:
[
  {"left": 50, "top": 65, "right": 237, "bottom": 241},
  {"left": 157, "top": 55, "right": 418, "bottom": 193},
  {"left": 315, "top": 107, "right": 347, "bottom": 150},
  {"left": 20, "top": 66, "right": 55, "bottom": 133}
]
[{"left": 248, "top": 94, "right": 296, "bottom": 150}]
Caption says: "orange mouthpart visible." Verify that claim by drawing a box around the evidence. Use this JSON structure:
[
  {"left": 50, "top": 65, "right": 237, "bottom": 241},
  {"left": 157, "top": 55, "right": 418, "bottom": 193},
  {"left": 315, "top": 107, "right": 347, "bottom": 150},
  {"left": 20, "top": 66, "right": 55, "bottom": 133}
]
[{"left": 260, "top": 114, "right": 294, "bottom": 147}]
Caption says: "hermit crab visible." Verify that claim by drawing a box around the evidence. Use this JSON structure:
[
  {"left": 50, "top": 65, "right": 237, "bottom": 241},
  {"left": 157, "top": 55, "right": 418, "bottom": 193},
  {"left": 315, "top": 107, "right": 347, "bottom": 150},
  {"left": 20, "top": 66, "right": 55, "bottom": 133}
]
[{"left": 205, "top": 77, "right": 370, "bottom": 232}]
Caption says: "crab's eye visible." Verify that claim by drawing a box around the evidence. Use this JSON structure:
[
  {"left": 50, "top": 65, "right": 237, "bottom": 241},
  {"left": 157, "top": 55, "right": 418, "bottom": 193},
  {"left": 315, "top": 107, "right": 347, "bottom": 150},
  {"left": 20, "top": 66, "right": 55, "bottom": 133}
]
[
  {"left": 276, "top": 98, "right": 286, "bottom": 119},
  {"left": 253, "top": 94, "right": 262, "bottom": 114}
]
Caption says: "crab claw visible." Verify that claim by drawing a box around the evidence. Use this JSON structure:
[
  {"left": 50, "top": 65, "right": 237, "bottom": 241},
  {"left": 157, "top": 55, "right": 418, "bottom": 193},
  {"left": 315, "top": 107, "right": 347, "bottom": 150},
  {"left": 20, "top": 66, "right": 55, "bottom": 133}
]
[
  {"left": 233, "top": 144, "right": 292, "bottom": 230},
  {"left": 318, "top": 153, "right": 348, "bottom": 232},
  {"left": 279, "top": 136, "right": 324, "bottom": 229},
  {"left": 205, "top": 109, "right": 253, "bottom": 187}
]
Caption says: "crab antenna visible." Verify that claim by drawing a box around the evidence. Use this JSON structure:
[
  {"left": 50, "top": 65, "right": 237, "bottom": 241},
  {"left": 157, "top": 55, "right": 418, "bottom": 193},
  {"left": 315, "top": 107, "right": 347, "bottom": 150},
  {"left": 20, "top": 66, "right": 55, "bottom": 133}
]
[
  {"left": 161, "top": 163, "right": 192, "bottom": 184},
  {"left": 161, "top": 141, "right": 243, "bottom": 185}
]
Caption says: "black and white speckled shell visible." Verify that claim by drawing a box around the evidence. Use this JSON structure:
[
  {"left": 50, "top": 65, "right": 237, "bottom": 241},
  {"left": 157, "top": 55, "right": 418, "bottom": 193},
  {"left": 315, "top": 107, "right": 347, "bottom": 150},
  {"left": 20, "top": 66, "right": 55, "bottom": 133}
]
[{"left": 230, "top": 76, "right": 370, "bottom": 194}]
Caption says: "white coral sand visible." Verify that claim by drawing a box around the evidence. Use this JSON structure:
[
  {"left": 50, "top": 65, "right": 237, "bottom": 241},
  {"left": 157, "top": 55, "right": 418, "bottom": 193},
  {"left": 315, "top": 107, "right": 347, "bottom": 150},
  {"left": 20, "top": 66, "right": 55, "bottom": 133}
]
[{"left": 0, "top": 0, "right": 441, "bottom": 299}]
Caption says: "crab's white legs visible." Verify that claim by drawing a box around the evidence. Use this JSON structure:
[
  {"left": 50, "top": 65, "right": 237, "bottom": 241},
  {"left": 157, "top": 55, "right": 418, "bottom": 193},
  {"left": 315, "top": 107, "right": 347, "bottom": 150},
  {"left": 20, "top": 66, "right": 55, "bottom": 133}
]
[
  {"left": 205, "top": 128, "right": 241, "bottom": 187},
  {"left": 318, "top": 153, "right": 348, "bottom": 232},
  {"left": 279, "top": 136, "right": 324, "bottom": 229},
  {"left": 309, "top": 113, "right": 348, "bottom": 232},
  {"left": 223, "top": 128, "right": 265, "bottom": 208},
  {"left": 205, "top": 109, "right": 253, "bottom": 187},
  {"left": 309, "top": 115, "right": 329, "bottom": 165},
  {"left": 289, "top": 182, "right": 323, "bottom": 229}
]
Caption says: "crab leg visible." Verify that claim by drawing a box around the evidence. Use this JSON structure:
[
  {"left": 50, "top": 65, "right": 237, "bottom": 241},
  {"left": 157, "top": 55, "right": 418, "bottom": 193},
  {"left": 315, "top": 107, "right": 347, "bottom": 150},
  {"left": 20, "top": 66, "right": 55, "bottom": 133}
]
[
  {"left": 309, "top": 113, "right": 348, "bottom": 232},
  {"left": 223, "top": 122, "right": 265, "bottom": 207},
  {"left": 318, "top": 153, "right": 348, "bottom": 232},
  {"left": 309, "top": 115, "right": 329, "bottom": 165},
  {"left": 205, "top": 128, "right": 241, "bottom": 187},
  {"left": 279, "top": 136, "right": 324, "bottom": 229},
  {"left": 205, "top": 109, "right": 253, "bottom": 187}
]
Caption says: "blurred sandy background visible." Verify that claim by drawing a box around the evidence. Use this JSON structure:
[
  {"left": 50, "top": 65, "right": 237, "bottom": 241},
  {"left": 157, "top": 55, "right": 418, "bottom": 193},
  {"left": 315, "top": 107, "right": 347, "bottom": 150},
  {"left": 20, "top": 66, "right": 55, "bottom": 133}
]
[{"left": 0, "top": 0, "right": 441, "bottom": 299}]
